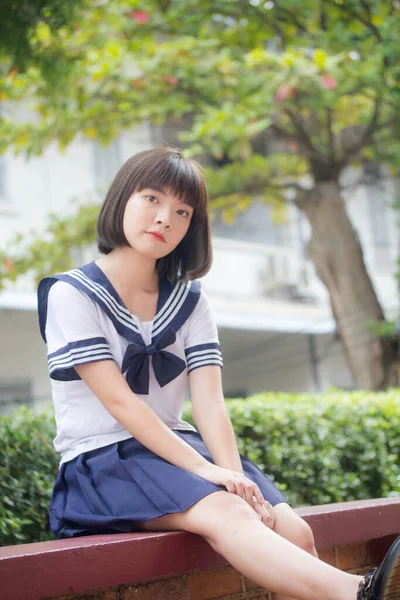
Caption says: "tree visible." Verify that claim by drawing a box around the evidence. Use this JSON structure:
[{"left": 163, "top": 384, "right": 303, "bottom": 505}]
[
  {"left": 1, "top": 0, "right": 400, "bottom": 389},
  {"left": 0, "top": 0, "right": 85, "bottom": 76}
]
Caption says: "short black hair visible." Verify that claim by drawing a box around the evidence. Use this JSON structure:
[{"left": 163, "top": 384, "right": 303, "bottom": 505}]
[{"left": 96, "top": 146, "right": 212, "bottom": 282}]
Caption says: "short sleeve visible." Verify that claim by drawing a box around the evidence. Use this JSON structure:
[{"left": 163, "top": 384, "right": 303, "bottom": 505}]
[
  {"left": 183, "top": 289, "right": 223, "bottom": 374},
  {"left": 43, "top": 281, "right": 114, "bottom": 381}
]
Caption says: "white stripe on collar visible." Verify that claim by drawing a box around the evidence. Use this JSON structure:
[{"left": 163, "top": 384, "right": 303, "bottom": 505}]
[
  {"left": 69, "top": 269, "right": 140, "bottom": 333},
  {"left": 152, "top": 281, "right": 191, "bottom": 337}
]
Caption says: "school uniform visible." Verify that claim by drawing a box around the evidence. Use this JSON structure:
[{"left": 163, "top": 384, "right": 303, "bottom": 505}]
[{"left": 38, "top": 261, "right": 288, "bottom": 539}]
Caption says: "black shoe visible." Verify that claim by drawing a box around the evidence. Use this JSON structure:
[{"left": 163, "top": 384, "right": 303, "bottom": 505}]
[{"left": 357, "top": 536, "right": 400, "bottom": 599}]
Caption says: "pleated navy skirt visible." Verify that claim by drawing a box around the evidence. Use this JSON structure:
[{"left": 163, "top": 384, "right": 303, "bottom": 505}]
[{"left": 49, "top": 430, "right": 289, "bottom": 539}]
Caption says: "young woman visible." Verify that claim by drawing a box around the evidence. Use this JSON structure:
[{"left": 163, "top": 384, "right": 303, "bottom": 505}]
[{"left": 38, "top": 146, "right": 400, "bottom": 600}]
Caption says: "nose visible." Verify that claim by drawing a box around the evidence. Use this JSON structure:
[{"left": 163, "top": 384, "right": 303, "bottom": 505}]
[{"left": 155, "top": 206, "right": 172, "bottom": 228}]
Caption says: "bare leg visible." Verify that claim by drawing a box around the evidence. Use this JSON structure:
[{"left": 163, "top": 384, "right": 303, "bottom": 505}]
[
  {"left": 270, "top": 503, "right": 319, "bottom": 600},
  {"left": 136, "top": 491, "right": 361, "bottom": 600}
]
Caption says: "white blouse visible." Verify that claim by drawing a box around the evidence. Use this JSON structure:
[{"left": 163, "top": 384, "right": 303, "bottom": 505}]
[{"left": 37, "top": 261, "right": 223, "bottom": 465}]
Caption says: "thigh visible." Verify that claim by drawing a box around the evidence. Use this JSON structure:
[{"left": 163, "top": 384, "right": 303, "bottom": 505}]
[{"left": 135, "top": 490, "right": 255, "bottom": 537}]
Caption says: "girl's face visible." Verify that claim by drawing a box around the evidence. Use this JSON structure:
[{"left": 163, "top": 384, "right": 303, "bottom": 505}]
[{"left": 122, "top": 187, "right": 194, "bottom": 259}]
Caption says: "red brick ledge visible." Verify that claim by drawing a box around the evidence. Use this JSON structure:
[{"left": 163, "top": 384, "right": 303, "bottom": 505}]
[{"left": 1, "top": 498, "right": 399, "bottom": 600}]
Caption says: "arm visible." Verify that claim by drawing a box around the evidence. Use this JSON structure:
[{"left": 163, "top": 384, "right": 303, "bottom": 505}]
[
  {"left": 44, "top": 280, "right": 265, "bottom": 508},
  {"left": 75, "top": 360, "right": 211, "bottom": 474},
  {"left": 190, "top": 365, "right": 276, "bottom": 527},
  {"left": 189, "top": 365, "right": 243, "bottom": 474},
  {"left": 75, "top": 359, "right": 266, "bottom": 509},
  {"left": 76, "top": 360, "right": 267, "bottom": 509}
]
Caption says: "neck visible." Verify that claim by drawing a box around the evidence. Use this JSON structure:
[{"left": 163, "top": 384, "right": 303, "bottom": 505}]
[{"left": 96, "top": 246, "right": 158, "bottom": 292}]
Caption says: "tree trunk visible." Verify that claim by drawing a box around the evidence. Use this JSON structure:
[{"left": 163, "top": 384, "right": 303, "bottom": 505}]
[{"left": 296, "top": 181, "right": 399, "bottom": 390}]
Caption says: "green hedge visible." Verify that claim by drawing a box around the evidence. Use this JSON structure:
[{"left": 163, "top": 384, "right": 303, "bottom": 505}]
[
  {"left": 184, "top": 390, "right": 400, "bottom": 507},
  {"left": 0, "top": 407, "right": 59, "bottom": 546},
  {"left": 1, "top": 390, "right": 399, "bottom": 546}
]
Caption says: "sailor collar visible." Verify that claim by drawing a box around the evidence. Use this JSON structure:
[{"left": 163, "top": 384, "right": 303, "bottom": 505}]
[{"left": 38, "top": 262, "right": 201, "bottom": 394}]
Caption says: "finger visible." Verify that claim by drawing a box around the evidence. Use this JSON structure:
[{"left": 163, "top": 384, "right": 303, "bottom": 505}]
[
  {"left": 243, "top": 484, "right": 254, "bottom": 507},
  {"left": 253, "top": 502, "right": 274, "bottom": 529},
  {"left": 265, "top": 500, "right": 274, "bottom": 516},
  {"left": 240, "top": 475, "right": 264, "bottom": 505},
  {"left": 263, "top": 503, "right": 276, "bottom": 529},
  {"left": 239, "top": 483, "right": 254, "bottom": 508},
  {"left": 259, "top": 505, "right": 274, "bottom": 529},
  {"left": 252, "top": 504, "right": 261, "bottom": 521},
  {"left": 234, "top": 481, "right": 245, "bottom": 501},
  {"left": 253, "top": 484, "right": 265, "bottom": 505},
  {"left": 224, "top": 480, "right": 235, "bottom": 494},
  {"left": 252, "top": 500, "right": 275, "bottom": 529},
  {"left": 258, "top": 503, "right": 271, "bottom": 521},
  {"left": 253, "top": 501, "right": 266, "bottom": 518},
  {"left": 262, "top": 515, "right": 274, "bottom": 529}
]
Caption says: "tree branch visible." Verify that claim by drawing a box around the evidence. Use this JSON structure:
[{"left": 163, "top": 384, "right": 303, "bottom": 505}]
[
  {"left": 272, "top": 3, "right": 309, "bottom": 34},
  {"left": 283, "top": 108, "right": 321, "bottom": 157},
  {"left": 269, "top": 121, "right": 328, "bottom": 162},
  {"left": 358, "top": 0, "right": 383, "bottom": 42},
  {"left": 244, "top": 179, "right": 307, "bottom": 193},
  {"left": 176, "top": 82, "right": 221, "bottom": 109},
  {"left": 373, "top": 116, "right": 398, "bottom": 132},
  {"left": 211, "top": 178, "right": 307, "bottom": 202},
  {"left": 269, "top": 123, "right": 294, "bottom": 139},
  {"left": 324, "top": 0, "right": 382, "bottom": 43},
  {"left": 341, "top": 96, "right": 382, "bottom": 161},
  {"left": 326, "top": 108, "right": 335, "bottom": 161}
]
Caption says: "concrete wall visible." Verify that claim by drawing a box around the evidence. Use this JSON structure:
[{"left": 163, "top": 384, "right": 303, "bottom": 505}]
[
  {"left": 0, "top": 309, "right": 50, "bottom": 414},
  {"left": 0, "top": 125, "right": 153, "bottom": 250},
  {"left": 219, "top": 329, "right": 352, "bottom": 397}
]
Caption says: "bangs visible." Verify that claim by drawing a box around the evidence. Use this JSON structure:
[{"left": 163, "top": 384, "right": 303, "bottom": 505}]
[
  {"left": 96, "top": 146, "right": 212, "bottom": 280},
  {"left": 131, "top": 151, "right": 208, "bottom": 221}
]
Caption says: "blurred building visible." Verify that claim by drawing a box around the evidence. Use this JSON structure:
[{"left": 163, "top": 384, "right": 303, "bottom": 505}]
[{"left": 0, "top": 123, "right": 399, "bottom": 414}]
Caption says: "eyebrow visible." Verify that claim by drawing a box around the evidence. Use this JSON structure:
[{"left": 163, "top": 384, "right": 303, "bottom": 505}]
[{"left": 146, "top": 187, "right": 193, "bottom": 207}]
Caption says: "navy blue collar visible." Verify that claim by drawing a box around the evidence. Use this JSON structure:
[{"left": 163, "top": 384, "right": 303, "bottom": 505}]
[
  {"left": 38, "top": 262, "right": 201, "bottom": 347},
  {"left": 87, "top": 260, "right": 173, "bottom": 324}
]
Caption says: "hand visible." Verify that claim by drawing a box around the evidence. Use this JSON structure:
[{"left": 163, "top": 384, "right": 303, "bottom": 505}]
[
  {"left": 194, "top": 462, "right": 265, "bottom": 508},
  {"left": 252, "top": 498, "right": 276, "bottom": 529}
]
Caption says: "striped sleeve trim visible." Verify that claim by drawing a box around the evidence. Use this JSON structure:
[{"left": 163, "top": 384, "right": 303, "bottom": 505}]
[
  {"left": 48, "top": 337, "right": 113, "bottom": 380},
  {"left": 185, "top": 343, "right": 223, "bottom": 373}
]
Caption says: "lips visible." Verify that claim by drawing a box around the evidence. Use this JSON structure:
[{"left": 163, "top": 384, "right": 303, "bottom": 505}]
[{"left": 147, "top": 232, "right": 166, "bottom": 242}]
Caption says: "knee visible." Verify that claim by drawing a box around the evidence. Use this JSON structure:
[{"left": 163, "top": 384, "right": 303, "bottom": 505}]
[
  {"left": 285, "top": 518, "right": 316, "bottom": 554},
  {"left": 203, "top": 492, "right": 259, "bottom": 539},
  {"left": 217, "top": 492, "right": 259, "bottom": 525}
]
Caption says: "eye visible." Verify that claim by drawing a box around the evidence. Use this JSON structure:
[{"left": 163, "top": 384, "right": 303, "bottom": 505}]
[
  {"left": 177, "top": 208, "right": 191, "bottom": 218},
  {"left": 146, "top": 195, "right": 158, "bottom": 203}
]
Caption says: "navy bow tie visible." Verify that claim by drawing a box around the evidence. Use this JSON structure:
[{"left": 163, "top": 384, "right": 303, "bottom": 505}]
[{"left": 121, "top": 326, "right": 186, "bottom": 395}]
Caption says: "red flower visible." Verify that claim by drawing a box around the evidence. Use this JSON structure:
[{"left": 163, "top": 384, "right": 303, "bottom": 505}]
[
  {"left": 129, "top": 10, "right": 150, "bottom": 24},
  {"left": 163, "top": 75, "right": 179, "bottom": 86},
  {"left": 320, "top": 74, "right": 337, "bottom": 89},
  {"left": 276, "top": 85, "right": 296, "bottom": 102}
]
